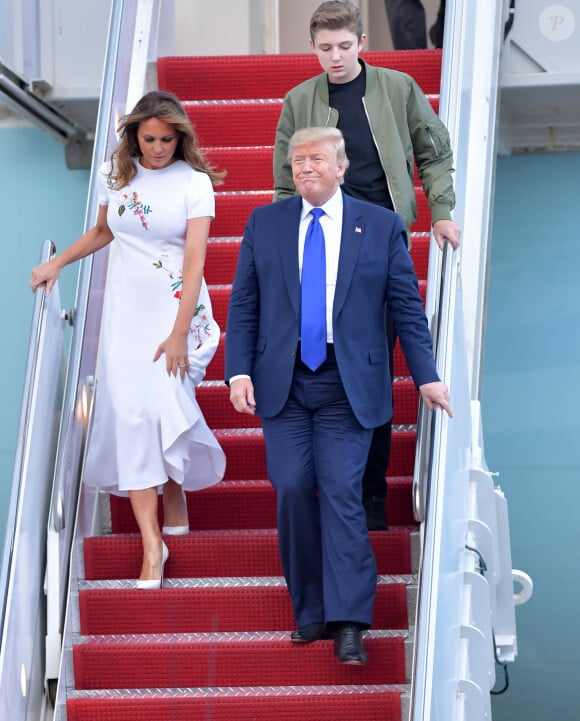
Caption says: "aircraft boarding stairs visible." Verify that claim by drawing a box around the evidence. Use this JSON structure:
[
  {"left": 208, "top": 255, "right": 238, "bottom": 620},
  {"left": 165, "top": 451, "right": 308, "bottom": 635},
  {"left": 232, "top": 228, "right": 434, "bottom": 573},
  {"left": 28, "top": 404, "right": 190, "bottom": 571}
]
[{"left": 0, "top": 2, "right": 529, "bottom": 720}]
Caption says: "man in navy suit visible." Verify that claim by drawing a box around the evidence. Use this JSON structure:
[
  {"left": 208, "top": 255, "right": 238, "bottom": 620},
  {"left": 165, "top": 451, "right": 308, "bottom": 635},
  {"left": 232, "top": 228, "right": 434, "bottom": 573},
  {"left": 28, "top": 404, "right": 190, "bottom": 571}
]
[{"left": 226, "top": 127, "right": 451, "bottom": 665}]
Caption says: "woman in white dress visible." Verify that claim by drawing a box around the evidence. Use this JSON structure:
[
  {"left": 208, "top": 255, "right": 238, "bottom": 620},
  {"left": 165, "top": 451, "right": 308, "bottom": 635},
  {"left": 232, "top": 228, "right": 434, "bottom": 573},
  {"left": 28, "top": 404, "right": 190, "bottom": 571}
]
[{"left": 30, "top": 91, "right": 226, "bottom": 588}]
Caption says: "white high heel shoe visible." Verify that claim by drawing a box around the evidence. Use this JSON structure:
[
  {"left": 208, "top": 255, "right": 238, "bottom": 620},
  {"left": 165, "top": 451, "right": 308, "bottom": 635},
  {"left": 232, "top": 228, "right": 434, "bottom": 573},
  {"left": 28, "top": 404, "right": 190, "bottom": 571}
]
[
  {"left": 162, "top": 524, "right": 190, "bottom": 536},
  {"left": 136, "top": 541, "right": 169, "bottom": 590}
]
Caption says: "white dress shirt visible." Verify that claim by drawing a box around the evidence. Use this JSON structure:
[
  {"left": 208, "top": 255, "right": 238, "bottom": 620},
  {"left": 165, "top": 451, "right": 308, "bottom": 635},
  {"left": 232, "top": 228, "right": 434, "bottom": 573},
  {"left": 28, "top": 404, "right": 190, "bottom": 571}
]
[
  {"left": 300, "top": 187, "right": 343, "bottom": 344},
  {"left": 229, "top": 188, "right": 344, "bottom": 384}
]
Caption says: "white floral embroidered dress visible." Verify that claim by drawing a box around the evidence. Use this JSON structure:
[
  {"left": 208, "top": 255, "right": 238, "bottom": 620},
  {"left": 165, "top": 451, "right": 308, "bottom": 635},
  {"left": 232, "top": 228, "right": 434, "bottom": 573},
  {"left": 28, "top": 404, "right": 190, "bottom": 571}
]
[{"left": 83, "top": 159, "right": 226, "bottom": 493}]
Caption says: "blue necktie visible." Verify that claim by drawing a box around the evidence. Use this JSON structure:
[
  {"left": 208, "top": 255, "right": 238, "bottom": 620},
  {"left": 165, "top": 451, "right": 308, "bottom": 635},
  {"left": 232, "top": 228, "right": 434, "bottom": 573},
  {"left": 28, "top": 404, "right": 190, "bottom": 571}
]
[{"left": 301, "top": 208, "right": 327, "bottom": 371}]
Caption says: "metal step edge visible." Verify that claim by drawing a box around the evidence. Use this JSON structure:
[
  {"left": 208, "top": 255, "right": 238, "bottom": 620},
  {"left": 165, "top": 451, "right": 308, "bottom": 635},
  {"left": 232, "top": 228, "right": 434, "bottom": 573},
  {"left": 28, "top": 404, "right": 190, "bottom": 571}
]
[
  {"left": 198, "top": 378, "right": 415, "bottom": 387},
  {"left": 211, "top": 426, "right": 418, "bottom": 436},
  {"left": 62, "top": 628, "right": 414, "bottom": 692},
  {"left": 76, "top": 573, "right": 417, "bottom": 591},
  {"left": 106, "top": 478, "right": 416, "bottom": 486},
  {"left": 64, "top": 682, "right": 411, "bottom": 698},
  {"left": 71, "top": 628, "right": 410, "bottom": 645}
]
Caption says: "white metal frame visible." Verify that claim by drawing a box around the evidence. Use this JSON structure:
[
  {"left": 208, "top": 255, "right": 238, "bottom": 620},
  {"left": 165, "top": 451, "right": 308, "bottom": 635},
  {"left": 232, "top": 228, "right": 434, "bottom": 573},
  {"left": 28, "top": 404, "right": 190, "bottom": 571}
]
[{"left": 410, "top": 0, "right": 532, "bottom": 719}]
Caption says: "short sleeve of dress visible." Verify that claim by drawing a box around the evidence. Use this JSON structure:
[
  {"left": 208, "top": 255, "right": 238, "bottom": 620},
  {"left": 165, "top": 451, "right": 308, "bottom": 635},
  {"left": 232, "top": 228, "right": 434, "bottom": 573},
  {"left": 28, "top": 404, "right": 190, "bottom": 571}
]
[
  {"left": 185, "top": 170, "right": 215, "bottom": 220},
  {"left": 97, "top": 161, "right": 114, "bottom": 206}
]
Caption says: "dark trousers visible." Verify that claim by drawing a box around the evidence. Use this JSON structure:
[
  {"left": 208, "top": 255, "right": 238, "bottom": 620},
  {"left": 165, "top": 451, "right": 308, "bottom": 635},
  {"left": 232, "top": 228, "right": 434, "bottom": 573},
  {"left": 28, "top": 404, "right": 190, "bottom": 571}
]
[
  {"left": 261, "top": 345, "right": 377, "bottom": 629},
  {"left": 362, "top": 313, "right": 396, "bottom": 500},
  {"left": 384, "top": 0, "right": 446, "bottom": 49},
  {"left": 384, "top": 0, "right": 427, "bottom": 49}
]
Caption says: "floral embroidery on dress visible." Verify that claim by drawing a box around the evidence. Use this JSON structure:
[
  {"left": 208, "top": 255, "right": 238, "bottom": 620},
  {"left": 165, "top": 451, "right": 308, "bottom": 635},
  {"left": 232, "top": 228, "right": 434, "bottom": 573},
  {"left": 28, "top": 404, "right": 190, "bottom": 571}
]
[
  {"left": 117, "top": 191, "right": 152, "bottom": 230},
  {"left": 105, "top": 174, "right": 151, "bottom": 230},
  {"left": 153, "top": 260, "right": 214, "bottom": 349},
  {"left": 153, "top": 259, "right": 182, "bottom": 298},
  {"left": 190, "top": 304, "right": 213, "bottom": 350}
]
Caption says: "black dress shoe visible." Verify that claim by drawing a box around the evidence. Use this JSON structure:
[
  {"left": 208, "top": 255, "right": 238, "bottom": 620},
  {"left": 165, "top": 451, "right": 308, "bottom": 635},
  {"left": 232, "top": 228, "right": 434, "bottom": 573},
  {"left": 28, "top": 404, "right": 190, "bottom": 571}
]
[
  {"left": 363, "top": 495, "right": 388, "bottom": 531},
  {"left": 290, "top": 622, "right": 327, "bottom": 643},
  {"left": 333, "top": 624, "right": 368, "bottom": 664}
]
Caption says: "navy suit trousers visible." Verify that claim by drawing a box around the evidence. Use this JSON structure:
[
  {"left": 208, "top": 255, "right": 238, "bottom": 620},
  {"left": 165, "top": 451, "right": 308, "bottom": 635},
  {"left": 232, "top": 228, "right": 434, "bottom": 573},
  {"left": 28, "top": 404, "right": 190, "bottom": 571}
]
[{"left": 261, "top": 345, "right": 377, "bottom": 629}]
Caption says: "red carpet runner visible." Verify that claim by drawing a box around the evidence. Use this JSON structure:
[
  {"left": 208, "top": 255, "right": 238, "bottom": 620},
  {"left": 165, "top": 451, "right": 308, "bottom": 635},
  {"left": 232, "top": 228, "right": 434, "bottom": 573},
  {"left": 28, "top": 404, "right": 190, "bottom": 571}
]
[{"left": 66, "top": 49, "right": 442, "bottom": 721}]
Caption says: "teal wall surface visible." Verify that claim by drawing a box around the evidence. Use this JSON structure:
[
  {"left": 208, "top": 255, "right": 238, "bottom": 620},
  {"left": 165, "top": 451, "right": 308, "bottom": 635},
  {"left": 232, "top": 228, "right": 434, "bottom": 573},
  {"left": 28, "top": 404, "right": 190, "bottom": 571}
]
[
  {"left": 0, "top": 126, "right": 89, "bottom": 537},
  {"left": 486, "top": 152, "right": 580, "bottom": 720}
]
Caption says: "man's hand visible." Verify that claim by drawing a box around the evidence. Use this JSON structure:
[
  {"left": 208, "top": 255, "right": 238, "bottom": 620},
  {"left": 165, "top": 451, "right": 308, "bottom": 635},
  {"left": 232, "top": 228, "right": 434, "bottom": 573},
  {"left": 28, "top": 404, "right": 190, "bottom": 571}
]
[
  {"left": 432, "top": 219, "right": 461, "bottom": 250},
  {"left": 419, "top": 381, "right": 453, "bottom": 417},
  {"left": 229, "top": 377, "right": 256, "bottom": 415}
]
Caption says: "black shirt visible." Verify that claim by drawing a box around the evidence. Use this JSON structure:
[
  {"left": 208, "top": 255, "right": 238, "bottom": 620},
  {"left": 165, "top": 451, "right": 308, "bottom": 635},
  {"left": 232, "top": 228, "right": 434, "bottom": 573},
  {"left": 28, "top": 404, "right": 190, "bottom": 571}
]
[{"left": 328, "top": 63, "right": 394, "bottom": 210}]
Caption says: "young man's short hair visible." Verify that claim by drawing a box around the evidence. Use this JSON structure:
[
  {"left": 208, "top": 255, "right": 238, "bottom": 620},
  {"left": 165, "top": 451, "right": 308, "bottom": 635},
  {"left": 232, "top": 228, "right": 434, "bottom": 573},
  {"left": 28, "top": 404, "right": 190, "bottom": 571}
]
[{"left": 309, "top": 0, "right": 363, "bottom": 42}]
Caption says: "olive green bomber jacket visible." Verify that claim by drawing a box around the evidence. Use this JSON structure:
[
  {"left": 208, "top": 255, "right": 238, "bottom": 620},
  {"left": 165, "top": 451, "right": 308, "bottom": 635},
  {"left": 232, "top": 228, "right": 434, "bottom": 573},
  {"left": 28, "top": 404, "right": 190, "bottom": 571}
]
[{"left": 273, "top": 60, "right": 456, "bottom": 233}]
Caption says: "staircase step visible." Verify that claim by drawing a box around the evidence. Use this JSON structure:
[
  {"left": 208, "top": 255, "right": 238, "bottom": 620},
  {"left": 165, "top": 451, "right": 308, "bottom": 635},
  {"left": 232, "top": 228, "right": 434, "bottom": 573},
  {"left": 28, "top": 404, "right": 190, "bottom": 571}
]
[
  {"left": 211, "top": 429, "right": 417, "bottom": 481},
  {"left": 205, "top": 233, "right": 430, "bottom": 286},
  {"left": 187, "top": 97, "right": 437, "bottom": 149},
  {"left": 78, "top": 581, "right": 410, "bottom": 636},
  {"left": 208, "top": 280, "right": 426, "bottom": 330},
  {"left": 205, "top": 333, "right": 413, "bottom": 380},
  {"left": 72, "top": 632, "right": 407, "bottom": 690},
  {"left": 84, "top": 529, "right": 413, "bottom": 580},
  {"left": 188, "top": 101, "right": 282, "bottom": 148},
  {"left": 158, "top": 50, "right": 442, "bottom": 99},
  {"left": 67, "top": 686, "right": 403, "bottom": 721},
  {"left": 207, "top": 146, "right": 425, "bottom": 193},
  {"left": 205, "top": 240, "right": 242, "bottom": 286},
  {"left": 109, "top": 477, "right": 417, "bottom": 533},
  {"left": 212, "top": 192, "right": 431, "bottom": 240},
  {"left": 206, "top": 147, "right": 275, "bottom": 192},
  {"left": 197, "top": 380, "right": 418, "bottom": 429},
  {"left": 212, "top": 192, "right": 272, "bottom": 237},
  {"left": 184, "top": 101, "right": 282, "bottom": 148},
  {"left": 219, "top": 429, "right": 417, "bottom": 480}
]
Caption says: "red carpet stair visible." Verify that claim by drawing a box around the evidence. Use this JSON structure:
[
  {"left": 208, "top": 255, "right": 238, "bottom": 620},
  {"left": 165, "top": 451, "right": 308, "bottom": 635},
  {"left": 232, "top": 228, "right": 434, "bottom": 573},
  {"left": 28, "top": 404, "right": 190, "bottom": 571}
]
[{"left": 65, "top": 49, "right": 442, "bottom": 721}]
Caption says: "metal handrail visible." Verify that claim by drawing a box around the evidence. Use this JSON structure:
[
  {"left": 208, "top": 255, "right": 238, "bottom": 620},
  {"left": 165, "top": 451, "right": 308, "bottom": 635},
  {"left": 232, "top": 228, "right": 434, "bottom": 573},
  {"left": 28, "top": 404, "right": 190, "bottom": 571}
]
[
  {"left": 0, "top": 239, "right": 68, "bottom": 720},
  {"left": 0, "top": 239, "right": 56, "bottom": 643},
  {"left": 412, "top": 242, "right": 451, "bottom": 523}
]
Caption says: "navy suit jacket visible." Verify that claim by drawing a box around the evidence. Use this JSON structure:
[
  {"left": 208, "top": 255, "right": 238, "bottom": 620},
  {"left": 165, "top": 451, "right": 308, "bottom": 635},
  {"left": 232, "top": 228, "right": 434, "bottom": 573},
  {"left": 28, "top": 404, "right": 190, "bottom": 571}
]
[{"left": 225, "top": 192, "right": 439, "bottom": 429}]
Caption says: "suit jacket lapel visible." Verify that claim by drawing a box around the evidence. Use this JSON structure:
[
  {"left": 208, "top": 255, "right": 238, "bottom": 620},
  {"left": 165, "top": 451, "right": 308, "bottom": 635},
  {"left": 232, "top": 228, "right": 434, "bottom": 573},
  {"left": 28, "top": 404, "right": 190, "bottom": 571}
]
[
  {"left": 279, "top": 198, "right": 302, "bottom": 318},
  {"left": 334, "top": 194, "right": 365, "bottom": 319}
]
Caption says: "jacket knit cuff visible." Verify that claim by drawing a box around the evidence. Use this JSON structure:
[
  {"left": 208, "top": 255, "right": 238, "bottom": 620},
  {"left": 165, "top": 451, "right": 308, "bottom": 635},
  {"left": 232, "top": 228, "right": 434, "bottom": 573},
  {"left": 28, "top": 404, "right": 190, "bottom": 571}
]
[{"left": 430, "top": 202, "right": 453, "bottom": 226}]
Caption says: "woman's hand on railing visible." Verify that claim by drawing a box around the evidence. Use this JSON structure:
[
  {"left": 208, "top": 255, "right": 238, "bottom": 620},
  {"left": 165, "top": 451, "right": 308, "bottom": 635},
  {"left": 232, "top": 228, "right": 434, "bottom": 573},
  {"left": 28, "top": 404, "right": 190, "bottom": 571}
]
[{"left": 30, "top": 258, "right": 61, "bottom": 295}]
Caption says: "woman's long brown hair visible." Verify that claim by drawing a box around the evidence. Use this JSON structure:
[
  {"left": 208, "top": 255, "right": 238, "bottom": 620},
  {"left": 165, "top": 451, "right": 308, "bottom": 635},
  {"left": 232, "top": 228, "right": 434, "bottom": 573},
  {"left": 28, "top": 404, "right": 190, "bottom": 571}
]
[{"left": 109, "top": 90, "right": 225, "bottom": 189}]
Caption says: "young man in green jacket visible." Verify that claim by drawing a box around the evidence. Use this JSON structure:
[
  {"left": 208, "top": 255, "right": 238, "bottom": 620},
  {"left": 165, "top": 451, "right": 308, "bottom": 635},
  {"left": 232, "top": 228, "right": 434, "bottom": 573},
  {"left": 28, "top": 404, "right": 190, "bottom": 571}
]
[{"left": 273, "top": 0, "right": 460, "bottom": 530}]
